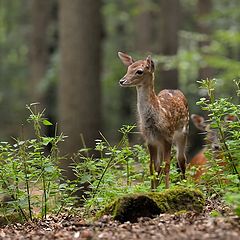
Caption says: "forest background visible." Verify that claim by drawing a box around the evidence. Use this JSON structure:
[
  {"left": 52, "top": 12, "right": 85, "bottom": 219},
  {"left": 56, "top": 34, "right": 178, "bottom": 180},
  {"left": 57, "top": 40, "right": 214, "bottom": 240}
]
[{"left": 0, "top": 0, "right": 240, "bottom": 179}]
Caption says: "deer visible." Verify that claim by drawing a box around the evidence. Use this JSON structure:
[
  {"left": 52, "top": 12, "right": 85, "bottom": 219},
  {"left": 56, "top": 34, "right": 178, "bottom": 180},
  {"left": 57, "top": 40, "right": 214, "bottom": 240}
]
[
  {"left": 189, "top": 114, "right": 215, "bottom": 180},
  {"left": 189, "top": 114, "right": 235, "bottom": 181},
  {"left": 118, "top": 52, "right": 189, "bottom": 189}
]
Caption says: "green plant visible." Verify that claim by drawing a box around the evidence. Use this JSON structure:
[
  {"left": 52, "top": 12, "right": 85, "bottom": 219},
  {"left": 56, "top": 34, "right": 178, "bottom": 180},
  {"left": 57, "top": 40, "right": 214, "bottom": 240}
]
[
  {"left": 224, "top": 192, "right": 240, "bottom": 217},
  {"left": 195, "top": 79, "right": 240, "bottom": 212},
  {"left": 73, "top": 124, "right": 152, "bottom": 214},
  {"left": 0, "top": 103, "right": 75, "bottom": 223}
]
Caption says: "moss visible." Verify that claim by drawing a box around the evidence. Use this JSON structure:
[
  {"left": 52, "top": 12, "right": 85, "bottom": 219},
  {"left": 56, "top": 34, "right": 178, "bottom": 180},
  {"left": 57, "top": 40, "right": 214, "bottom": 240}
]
[
  {"left": 146, "top": 187, "right": 205, "bottom": 213},
  {"left": 175, "top": 210, "right": 188, "bottom": 216},
  {"left": 0, "top": 213, "right": 22, "bottom": 226},
  {"left": 98, "top": 187, "right": 205, "bottom": 223}
]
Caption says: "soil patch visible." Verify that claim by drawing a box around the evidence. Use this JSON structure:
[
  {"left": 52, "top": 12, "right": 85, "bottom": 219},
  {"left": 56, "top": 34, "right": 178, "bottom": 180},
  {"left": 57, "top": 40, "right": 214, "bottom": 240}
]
[{"left": 0, "top": 199, "right": 239, "bottom": 240}]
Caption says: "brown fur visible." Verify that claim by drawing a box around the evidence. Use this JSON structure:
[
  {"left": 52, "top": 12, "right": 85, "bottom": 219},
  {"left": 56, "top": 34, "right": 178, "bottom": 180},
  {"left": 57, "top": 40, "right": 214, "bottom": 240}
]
[{"left": 189, "top": 151, "right": 207, "bottom": 181}]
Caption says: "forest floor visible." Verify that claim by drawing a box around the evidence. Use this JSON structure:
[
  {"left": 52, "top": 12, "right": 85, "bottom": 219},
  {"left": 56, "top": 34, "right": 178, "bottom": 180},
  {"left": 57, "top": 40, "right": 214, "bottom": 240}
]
[{"left": 0, "top": 199, "right": 240, "bottom": 240}]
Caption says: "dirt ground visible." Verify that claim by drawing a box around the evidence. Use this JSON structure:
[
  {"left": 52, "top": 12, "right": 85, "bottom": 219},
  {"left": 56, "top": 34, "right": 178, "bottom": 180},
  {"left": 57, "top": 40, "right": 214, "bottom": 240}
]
[{"left": 0, "top": 199, "right": 239, "bottom": 240}]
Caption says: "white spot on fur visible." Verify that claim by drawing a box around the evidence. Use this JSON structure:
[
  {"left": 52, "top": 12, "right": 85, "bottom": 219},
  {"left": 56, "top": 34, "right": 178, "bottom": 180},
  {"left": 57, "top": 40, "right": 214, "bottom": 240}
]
[
  {"left": 161, "top": 107, "right": 167, "bottom": 114},
  {"left": 168, "top": 93, "right": 173, "bottom": 97}
]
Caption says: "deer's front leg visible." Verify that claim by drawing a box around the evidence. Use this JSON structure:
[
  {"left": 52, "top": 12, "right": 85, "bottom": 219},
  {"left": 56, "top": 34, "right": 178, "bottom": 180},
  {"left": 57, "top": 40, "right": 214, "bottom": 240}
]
[
  {"left": 163, "top": 141, "right": 172, "bottom": 189},
  {"left": 148, "top": 144, "right": 158, "bottom": 190}
]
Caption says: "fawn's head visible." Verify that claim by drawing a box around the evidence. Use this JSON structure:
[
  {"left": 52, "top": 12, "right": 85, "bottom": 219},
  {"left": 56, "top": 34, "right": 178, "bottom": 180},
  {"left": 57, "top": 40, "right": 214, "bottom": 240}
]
[
  {"left": 118, "top": 52, "right": 155, "bottom": 87},
  {"left": 191, "top": 114, "right": 237, "bottom": 151},
  {"left": 191, "top": 114, "right": 220, "bottom": 151}
]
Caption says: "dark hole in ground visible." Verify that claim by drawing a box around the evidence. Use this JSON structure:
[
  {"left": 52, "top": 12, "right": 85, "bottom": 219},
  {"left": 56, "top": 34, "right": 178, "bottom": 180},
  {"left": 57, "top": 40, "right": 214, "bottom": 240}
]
[{"left": 114, "top": 196, "right": 161, "bottom": 223}]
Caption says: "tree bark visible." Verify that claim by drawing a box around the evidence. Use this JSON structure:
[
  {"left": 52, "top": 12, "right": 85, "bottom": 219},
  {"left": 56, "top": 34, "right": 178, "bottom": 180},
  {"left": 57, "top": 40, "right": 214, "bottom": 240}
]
[
  {"left": 157, "top": 0, "right": 181, "bottom": 90},
  {"left": 59, "top": 0, "right": 103, "bottom": 180},
  {"left": 29, "top": 0, "right": 51, "bottom": 103},
  {"left": 134, "top": 0, "right": 157, "bottom": 53},
  {"left": 197, "top": 0, "right": 214, "bottom": 79}
]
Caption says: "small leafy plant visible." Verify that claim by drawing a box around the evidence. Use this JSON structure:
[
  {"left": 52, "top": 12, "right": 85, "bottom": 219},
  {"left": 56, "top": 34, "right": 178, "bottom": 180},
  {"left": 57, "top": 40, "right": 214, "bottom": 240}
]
[{"left": 0, "top": 104, "right": 75, "bottom": 223}]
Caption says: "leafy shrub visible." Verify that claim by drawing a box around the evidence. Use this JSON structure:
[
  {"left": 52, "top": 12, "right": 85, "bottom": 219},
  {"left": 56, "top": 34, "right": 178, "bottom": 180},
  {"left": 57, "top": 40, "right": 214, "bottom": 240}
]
[
  {"left": 195, "top": 79, "right": 240, "bottom": 214},
  {"left": 0, "top": 104, "right": 75, "bottom": 223}
]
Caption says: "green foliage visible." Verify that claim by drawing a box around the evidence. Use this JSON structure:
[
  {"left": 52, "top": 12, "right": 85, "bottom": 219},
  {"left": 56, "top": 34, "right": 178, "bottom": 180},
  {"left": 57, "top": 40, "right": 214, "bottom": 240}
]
[
  {"left": 194, "top": 79, "right": 240, "bottom": 215},
  {"left": 1, "top": 81, "right": 240, "bottom": 223},
  {"left": 0, "top": 104, "right": 75, "bottom": 223},
  {"left": 224, "top": 193, "right": 240, "bottom": 217},
  {"left": 73, "top": 124, "right": 193, "bottom": 216},
  {"left": 73, "top": 124, "right": 151, "bottom": 214},
  {"left": 209, "top": 209, "right": 221, "bottom": 217}
]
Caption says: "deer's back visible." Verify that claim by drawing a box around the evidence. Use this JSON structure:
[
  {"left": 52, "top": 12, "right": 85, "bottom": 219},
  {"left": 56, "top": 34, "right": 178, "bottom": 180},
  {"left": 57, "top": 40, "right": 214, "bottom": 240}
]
[{"left": 157, "top": 89, "right": 189, "bottom": 128}]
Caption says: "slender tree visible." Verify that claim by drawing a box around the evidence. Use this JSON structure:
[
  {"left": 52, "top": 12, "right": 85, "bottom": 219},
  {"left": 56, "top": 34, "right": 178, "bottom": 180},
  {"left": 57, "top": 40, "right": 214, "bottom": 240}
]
[
  {"left": 157, "top": 0, "right": 182, "bottom": 90},
  {"left": 134, "top": 0, "right": 157, "bottom": 53},
  {"left": 29, "top": 0, "right": 51, "bottom": 103},
  {"left": 58, "top": 0, "right": 103, "bottom": 179},
  {"left": 197, "top": 0, "right": 214, "bottom": 79},
  {"left": 117, "top": 1, "right": 134, "bottom": 131}
]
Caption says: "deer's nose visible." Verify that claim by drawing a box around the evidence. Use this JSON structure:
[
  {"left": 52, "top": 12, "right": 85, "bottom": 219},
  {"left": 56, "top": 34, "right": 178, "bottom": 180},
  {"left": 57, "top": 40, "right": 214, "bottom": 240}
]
[
  {"left": 212, "top": 144, "right": 220, "bottom": 151},
  {"left": 119, "top": 78, "right": 126, "bottom": 86}
]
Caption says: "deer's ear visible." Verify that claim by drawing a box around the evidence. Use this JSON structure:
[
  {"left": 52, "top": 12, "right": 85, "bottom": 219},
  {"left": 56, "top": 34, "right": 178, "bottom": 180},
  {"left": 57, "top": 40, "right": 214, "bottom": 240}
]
[
  {"left": 118, "top": 52, "right": 134, "bottom": 66},
  {"left": 191, "top": 114, "right": 207, "bottom": 131},
  {"left": 146, "top": 55, "right": 154, "bottom": 73}
]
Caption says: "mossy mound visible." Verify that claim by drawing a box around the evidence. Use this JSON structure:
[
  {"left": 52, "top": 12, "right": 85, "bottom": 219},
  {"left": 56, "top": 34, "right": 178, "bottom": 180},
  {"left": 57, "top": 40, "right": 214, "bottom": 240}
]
[{"left": 99, "top": 187, "right": 205, "bottom": 223}]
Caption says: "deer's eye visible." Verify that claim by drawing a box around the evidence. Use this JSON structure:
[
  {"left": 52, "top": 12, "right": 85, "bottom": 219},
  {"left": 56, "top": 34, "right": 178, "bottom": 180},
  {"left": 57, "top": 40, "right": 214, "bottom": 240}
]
[{"left": 136, "top": 70, "right": 144, "bottom": 75}]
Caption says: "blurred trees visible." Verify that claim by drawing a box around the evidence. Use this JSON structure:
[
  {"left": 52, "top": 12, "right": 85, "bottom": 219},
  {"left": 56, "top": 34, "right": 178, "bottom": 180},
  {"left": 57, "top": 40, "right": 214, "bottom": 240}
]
[
  {"left": 0, "top": 0, "right": 29, "bottom": 139},
  {"left": 0, "top": 0, "right": 240, "bottom": 163},
  {"left": 58, "top": 0, "right": 103, "bottom": 179}
]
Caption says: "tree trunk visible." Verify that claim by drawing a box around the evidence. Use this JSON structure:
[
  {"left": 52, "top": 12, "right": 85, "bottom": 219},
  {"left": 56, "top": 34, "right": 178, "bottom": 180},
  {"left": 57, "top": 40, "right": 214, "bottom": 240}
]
[
  {"left": 157, "top": 0, "right": 181, "bottom": 90},
  {"left": 59, "top": 0, "right": 103, "bottom": 180},
  {"left": 117, "top": 23, "right": 134, "bottom": 129},
  {"left": 29, "top": 0, "right": 51, "bottom": 103},
  {"left": 197, "top": 0, "right": 214, "bottom": 79},
  {"left": 134, "top": 0, "right": 157, "bottom": 53}
]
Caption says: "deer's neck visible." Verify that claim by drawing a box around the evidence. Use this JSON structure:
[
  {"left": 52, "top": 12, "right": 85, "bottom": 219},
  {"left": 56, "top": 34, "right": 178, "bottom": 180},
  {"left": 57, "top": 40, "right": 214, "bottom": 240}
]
[{"left": 136, "top": 76, "right": 158, "bottom": 113}]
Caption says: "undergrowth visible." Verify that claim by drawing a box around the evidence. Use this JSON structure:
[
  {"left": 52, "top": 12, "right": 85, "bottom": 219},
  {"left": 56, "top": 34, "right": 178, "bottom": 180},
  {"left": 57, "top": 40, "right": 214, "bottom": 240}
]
[
  {"left": 74, "top": 78, "right": 240, "bottom": 216},
  {"left": 73, "top": 125, "right": 191, "bottom": 216},
  {"left": 0, "top": 79, "right": 240, "bottom": 223},
  {"left": 0, "top": 103, "right": 76, "bottom": 223},
  {"left": 188, "top": 79, "right": 240, "bottom": 216}
]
